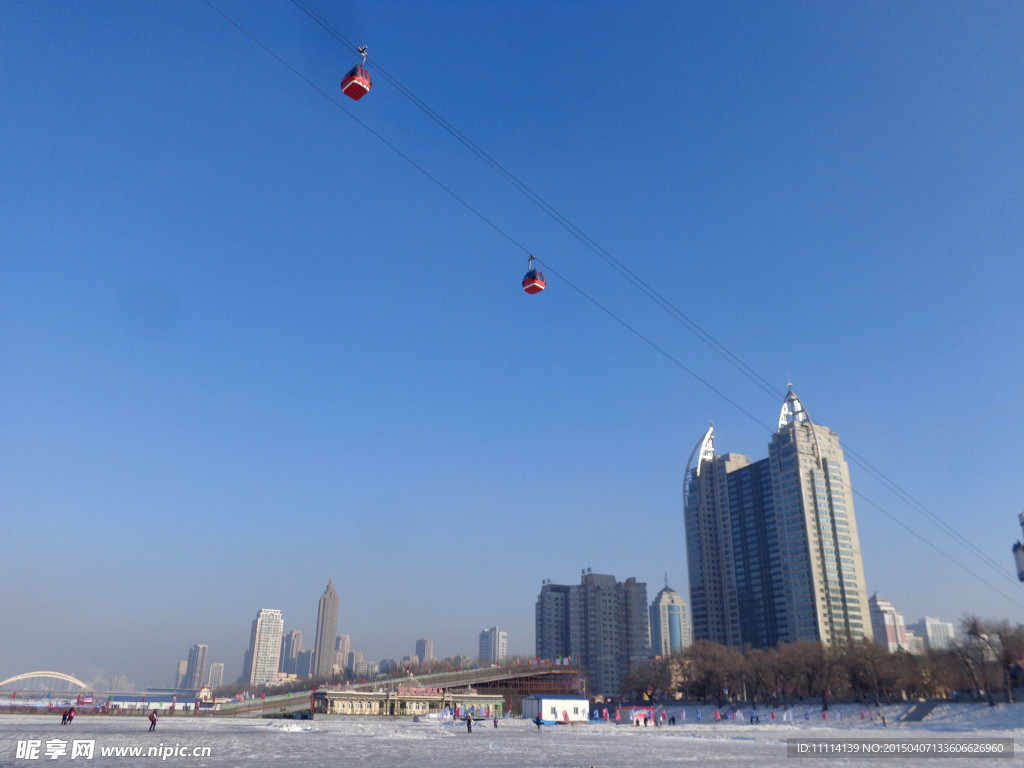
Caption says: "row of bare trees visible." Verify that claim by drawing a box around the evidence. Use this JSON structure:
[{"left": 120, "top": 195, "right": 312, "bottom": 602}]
[{"left": 623, "top": 616, "right": 1024, "bottom": 709}]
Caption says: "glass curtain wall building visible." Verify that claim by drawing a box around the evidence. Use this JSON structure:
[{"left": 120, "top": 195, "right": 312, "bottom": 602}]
[{"left": 649, "top": 585, "right": 691, "bottom": 656}]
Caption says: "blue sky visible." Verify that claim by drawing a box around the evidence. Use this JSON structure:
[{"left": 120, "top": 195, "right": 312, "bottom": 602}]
[{"left": 3, "top": 1, "right": 1023, "bottom": 689}]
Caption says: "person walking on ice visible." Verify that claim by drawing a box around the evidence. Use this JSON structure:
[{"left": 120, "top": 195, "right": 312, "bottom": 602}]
[{"left": 148, "top": 710, "right": 158, "bottom": 731}]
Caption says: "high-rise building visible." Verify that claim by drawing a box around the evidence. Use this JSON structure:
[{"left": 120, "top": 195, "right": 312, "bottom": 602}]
[
  {"left": 335, "top": 635, "right": 351, "bottom": 675},
  {"left": 869, "top": 593, "right": 908, "bottom": 653},
  {"left": 174, "top": 660, "right": 187, "bottom": 689},
  {"left": 239, "top": 649, "right": 251, "bottom": 684},
  {"left": 280, "top": 630, "right": 302, "bottom": 676},
  {"left": 728, "top": 454, "right": 785, "bottom": 649},
  {"left": 183, "top": 644, "right": 208, "bottom": 692},
  {"left": 683, "top": 425, "right": 743, "bottom": 647},
  {"left": 207, "top": 662, "right": 225, "bottom": 690},
  {"left": 770, "top": 389, "right": 872, "bottom": 647},
  {"left": 346, "top": 650, "right": 363, "bottom": 675},
  {"left": 479, "top": 627, "right": 508, "bottom": 665},
  {"left": 535, "top": 571, "right": 650, "bottom": 697},
  {"left": 109, "top": 675, "right": 129, "bottom": 691},
  {"left": 295, "top": 649, "right": 315, "bottom": 678},
  {"left": 415, "top": 638, "right": 434, "bottom": 663},
  {"left": 903, "top": 630, "right": 926, "bottom": 656},
  {"left": 683, "top": 388, "right": 872, "bottom": 649},
  {"left": 571, "top": 572, "right": 650, "bottom": 697},
  {"left": 244, "top": 608, "right": 284, "bottom": 686},
  {"left": 536, "top": 582, "right": 571, "bottom": 660},
  {"left": 906, "top": 616, "right": 956, "bottom": 651},
  {"left": 313, "top": 579, "right": 339, "bottom": 678},
  {"left": 353, "top": 661, "right": 378, "bottom": 679},
  {"left": 650, "top": 584, "right": 691, "bottom": 657}
]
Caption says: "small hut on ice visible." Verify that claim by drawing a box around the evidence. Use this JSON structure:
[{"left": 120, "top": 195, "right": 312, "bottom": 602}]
[{"left": 521, "top": 695, "right": 590, "bottom": 724}]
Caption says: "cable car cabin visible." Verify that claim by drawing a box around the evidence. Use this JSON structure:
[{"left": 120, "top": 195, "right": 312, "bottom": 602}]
[
  {"left": 341, "top": 65, "right": 372, "bottom": 100},
  {"left": 522, "top": 269, "right": 546, "bottom": 294}
]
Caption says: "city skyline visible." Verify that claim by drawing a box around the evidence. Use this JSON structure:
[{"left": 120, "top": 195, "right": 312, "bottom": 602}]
[
  {"left": 4, "top": 2, "right": 1024, "bottom": 689},
  {"left": 0, "top": 570, "right": 984, "bottom": 693}
]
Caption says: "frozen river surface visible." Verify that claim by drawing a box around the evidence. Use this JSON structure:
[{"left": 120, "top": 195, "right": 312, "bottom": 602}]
[{"left": 1, "top": 702, "right": 1020, "bottom": 768}]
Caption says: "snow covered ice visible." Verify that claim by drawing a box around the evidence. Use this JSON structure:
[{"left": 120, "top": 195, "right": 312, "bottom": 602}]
[{"left": 1, "top": 702, "right": 1020, "bottom": 767}]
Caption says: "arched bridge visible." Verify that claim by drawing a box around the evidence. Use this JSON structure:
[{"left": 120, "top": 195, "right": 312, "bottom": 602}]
[{"left": 0, "top": 671, "right": 89, "bottom": 690}]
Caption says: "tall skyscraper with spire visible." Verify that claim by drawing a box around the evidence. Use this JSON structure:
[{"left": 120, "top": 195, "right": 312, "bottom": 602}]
[
  {"left": 313, "top": 579, "right": 339, "bottom": 678},
  {"left": 683, "top": 425, "right": 746, "bottom": 647},
  {"left": 683, "top": 387, "right": 872, "bottom": 649}
]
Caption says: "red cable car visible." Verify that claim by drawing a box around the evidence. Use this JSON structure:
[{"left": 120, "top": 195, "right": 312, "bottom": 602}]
[
  {"left": 341, "top": 46, "right": 372, "bottom": 101},
  {"left": 522, "top": 255, "right": 546, "bottom": 294}
]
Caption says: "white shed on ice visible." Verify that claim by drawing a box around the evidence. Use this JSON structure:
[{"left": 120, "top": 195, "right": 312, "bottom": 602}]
[{"left": 521, "top": 695, "right": 590, "bottom": 724}]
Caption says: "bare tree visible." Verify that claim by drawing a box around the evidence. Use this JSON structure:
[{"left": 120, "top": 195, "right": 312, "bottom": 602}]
[
  {"left": 761, "top": 646, "right": 789, "bottom": 708},
  {"left": 966, "top": 618, "right": 1024, "bottom": 703},
  {"left": 890, "top": 649, "right": 929, "bottom": 699},
  {"left": 772, "top": 642, "right": 809, "bottom": 705},
  {"left": 743, "top": 648, "right": 772, "bottom": 705},
  {"left": 791, "top": 640, "right": 843, "bottom": 711},
  {"left": 622, "top": 657, "right": 672, "bottom": 702},
  {"left": 948, "top": 638, "right": 987, "bottom": 703},
  {"left": 655, "top": 618, "right": 1020, "bottom": 712},
  {"left": 923, "top": 649, "right": 968, "bottom": 699},
  {"left": 961, "top": 616, "right": 998, "bottom": 706},
  {"left": 677, "top": 641, "right": 744, "bottom": 707},
  {"left": 845, "top": 640, "right": 890, "bottom": 706}
]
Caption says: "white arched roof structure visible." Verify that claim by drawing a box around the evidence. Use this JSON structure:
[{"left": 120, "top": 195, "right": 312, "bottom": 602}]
[{"left": 0, "top": 671, "right": 89, "bottom": 689}]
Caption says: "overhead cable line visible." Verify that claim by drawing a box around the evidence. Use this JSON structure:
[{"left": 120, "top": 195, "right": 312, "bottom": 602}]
[
  {"left": 199, "top": 0, "right": 774, "bottom": 437},
  {"left": 841, "top": 443, "right": 1015, "bottom": 584},
  {"left": 852, "top": 483, "right": 1024, "bottom": 611},
  {"left": 287, "top": 0, "right": 1019, "bottom": 594},
  {"left": 202, "top": 0, "right": 1019, "bottom": 604},
  {"left": 288, "top": 0, "right": 786, "bottom": 407}
]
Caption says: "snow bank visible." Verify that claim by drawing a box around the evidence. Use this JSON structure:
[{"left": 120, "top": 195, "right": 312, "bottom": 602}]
[{"left": 0, "top": 702, "right": 1018, "bottom": 767}]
